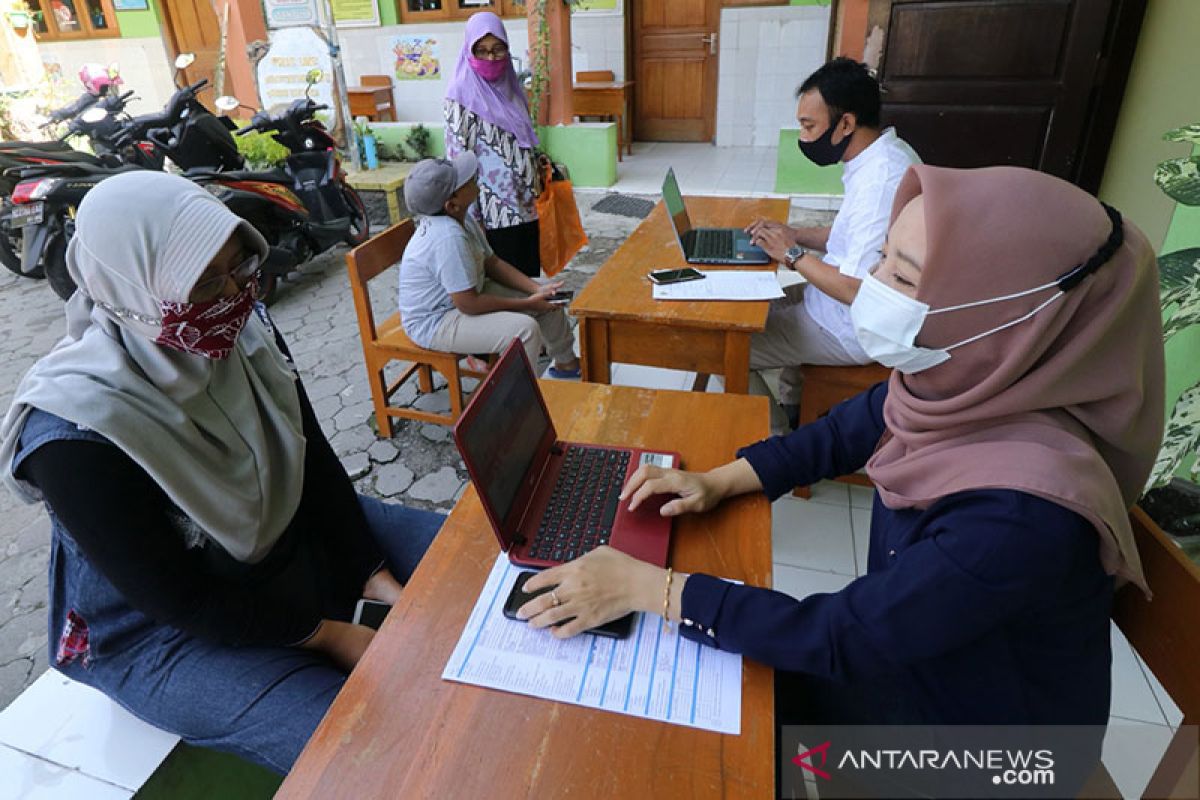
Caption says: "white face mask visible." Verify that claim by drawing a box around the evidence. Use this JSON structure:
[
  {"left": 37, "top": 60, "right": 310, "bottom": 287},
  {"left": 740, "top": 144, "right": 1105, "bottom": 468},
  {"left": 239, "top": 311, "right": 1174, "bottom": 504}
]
[{"left": 850, "top": 272, "right": 1069, "bottom": 374}]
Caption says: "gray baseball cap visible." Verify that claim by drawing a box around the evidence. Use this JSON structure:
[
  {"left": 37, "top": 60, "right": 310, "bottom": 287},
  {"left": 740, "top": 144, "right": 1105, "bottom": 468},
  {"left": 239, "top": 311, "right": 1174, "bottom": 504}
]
[{"left": 403, "top": 153, "right": 479, "bottom": 216}]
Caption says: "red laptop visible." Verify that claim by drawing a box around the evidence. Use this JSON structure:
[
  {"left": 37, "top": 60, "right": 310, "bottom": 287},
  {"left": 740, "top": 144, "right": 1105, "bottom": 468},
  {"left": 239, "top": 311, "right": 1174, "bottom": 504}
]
[{"left": 453, "top": 339, "right": 678, "bottom": 568}]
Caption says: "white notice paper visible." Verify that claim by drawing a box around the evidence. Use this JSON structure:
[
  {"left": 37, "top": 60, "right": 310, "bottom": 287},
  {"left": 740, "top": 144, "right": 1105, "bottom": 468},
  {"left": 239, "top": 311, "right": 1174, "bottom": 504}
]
[
  {"left": 652, "top": 270, "right": 786, "bottom": 301},
  {"left": 443, "top": 553, "right": 743, "bottom": 734}
]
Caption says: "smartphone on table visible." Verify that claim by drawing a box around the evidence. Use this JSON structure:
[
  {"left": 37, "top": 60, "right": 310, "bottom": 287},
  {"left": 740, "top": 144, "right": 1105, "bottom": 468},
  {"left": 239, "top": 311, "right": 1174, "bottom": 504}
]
[
  {"left": 649, "top": 267, "right": 705, "bottom": 285},
  {"left": 503, "top": 571, "right": 634, "bottom": 639},
  {"left": 352, "top": 598, "right": 391, "bottom": 631}
]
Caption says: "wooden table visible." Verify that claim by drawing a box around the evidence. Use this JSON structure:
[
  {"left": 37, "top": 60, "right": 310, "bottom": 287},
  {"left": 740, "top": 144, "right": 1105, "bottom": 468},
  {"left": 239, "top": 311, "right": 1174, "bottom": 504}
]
[
  {"left": 347, "top": 85, "right": 396, "bottom": 122},
  {"left": 574, "top": 80, "right": 634, "bottom": 161},
  {"left": 572, "top": 195, "right": 789, "bottom": 394},
  {"left": 279, "top": 381, "right": 773, "bottom": 799}
]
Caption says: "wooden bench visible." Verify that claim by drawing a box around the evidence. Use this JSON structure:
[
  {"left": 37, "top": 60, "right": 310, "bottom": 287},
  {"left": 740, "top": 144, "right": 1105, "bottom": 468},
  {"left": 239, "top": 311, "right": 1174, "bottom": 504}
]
[
  {"left": 793, "top": 362, "right": 892, "bottom": 498},
  {"left": 1078, "top": 506, "right": 1200, "bottom": 798},
  {"left": 346, "top": 220, "right": 491, "bottom": 436}
]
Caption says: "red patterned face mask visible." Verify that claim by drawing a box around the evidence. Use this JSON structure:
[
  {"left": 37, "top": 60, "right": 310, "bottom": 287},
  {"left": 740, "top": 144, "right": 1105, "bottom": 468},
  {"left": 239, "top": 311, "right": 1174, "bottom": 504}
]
[{"left": 156, "top": 281, "right": 257, "bottom": 359}]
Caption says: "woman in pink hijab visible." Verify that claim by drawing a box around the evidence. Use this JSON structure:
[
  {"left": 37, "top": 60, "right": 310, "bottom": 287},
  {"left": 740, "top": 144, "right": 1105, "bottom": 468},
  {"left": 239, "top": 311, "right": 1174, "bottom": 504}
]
[
  {"left": 510, "top": 165, "right": 1165, "bottom": 788},
  {"left": 445, "top": 12, "right": 544, "bottom": 278}
]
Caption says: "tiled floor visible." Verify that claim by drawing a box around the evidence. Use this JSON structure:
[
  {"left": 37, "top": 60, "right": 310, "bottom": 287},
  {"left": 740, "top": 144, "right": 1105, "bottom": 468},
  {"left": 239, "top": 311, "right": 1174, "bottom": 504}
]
[
  {"left": 609, "top": 142, "right": 803, "bottom": 201},
  {"left": 607, "top": 360, "right": 1187, "bottom": 799}
]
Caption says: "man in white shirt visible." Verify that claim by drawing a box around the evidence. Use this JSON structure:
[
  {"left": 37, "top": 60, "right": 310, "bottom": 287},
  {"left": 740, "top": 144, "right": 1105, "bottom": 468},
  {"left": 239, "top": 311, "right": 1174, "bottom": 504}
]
[{"left": 747, "top": 58, "right": 920, "bottom": 426}]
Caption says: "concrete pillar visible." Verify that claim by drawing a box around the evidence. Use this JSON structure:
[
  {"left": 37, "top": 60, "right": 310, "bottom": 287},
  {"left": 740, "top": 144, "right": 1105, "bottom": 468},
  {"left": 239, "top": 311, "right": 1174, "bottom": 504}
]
[
  {"left": 211, "top": 0, "right": 268, "bottom": 110},
  {"left": 0, "top": 14, "right": 45, "bottom": 90}
]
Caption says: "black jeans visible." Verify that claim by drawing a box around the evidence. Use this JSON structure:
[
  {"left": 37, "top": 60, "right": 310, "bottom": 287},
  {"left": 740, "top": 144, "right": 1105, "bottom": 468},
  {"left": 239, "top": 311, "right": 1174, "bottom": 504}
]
[{"left": 486, "top": 219, "right": 541, "bottom": 278}]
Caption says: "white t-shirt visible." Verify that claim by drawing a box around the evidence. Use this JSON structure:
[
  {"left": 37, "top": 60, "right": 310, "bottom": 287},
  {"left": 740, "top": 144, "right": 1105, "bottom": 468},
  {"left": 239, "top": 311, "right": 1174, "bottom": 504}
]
[
  {"left": 803, "top": 127, "right": 921, "bottom": 359},
  {"left": 398, "top": 214, "right": 493, "bottom": 348}
]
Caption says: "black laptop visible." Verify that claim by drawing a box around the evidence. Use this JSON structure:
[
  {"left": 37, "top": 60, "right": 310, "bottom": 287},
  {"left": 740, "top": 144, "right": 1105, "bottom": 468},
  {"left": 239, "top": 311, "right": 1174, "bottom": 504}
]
[{"left": 662, "top": 168, "right": 771, "bottom": 265}]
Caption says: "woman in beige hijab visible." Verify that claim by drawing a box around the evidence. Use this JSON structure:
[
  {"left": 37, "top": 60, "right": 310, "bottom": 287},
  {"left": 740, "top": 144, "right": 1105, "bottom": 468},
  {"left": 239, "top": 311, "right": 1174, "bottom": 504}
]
[{"left": 514, "top": 166, "right": 1164, "bottom": 776}]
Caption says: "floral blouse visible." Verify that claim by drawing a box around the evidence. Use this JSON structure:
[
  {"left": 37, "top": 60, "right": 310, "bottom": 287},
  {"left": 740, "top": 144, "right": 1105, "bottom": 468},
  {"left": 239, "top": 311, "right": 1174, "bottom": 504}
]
[{"left": 444, "top": 99, "right": 542, "bottom": 230}]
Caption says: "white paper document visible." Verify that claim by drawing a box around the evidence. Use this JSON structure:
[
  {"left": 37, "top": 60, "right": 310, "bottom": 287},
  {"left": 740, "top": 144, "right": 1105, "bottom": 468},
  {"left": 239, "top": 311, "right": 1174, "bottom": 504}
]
[
  {"left": 652, "top": 270, "right": 786, "bottom": 301},
  {"left": 443, "top": 553, "right": 743, "bottom": 734}
]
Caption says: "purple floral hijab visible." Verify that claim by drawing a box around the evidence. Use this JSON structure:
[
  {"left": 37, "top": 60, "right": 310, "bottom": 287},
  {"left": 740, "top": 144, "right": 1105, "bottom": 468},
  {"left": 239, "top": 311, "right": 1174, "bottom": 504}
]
[{"left": 445, "top": 12, "right": 538, "bottom": 148}]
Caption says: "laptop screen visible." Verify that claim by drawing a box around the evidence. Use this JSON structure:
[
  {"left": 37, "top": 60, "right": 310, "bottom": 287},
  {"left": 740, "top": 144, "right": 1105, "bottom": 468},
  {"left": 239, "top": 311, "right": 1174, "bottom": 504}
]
[
  {"left": 661, "top": 168, "right": 693, "bottom": 242},
  {"left": 456, "top": 349, "right": 551, "bottom": 527}
]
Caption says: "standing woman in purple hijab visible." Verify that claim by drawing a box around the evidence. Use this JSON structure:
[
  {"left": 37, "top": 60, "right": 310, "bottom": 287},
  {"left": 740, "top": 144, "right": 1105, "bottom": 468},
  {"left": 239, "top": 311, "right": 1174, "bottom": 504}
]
[{"left": 445, "top": 12, "right": 545, "bottom": 278}]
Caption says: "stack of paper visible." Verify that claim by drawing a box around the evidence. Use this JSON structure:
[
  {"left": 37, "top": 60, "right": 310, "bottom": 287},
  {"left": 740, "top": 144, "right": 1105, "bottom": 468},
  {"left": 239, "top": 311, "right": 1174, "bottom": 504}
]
[
  {"left": 443, "top": 553, "right": 743, "bottom": 734},
  {"left": 652, "top": 270, "right": 786, "bottom": 301}
]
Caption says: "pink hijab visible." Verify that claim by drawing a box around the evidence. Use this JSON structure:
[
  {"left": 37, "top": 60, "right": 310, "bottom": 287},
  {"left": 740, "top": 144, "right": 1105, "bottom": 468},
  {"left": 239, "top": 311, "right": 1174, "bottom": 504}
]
[
  {"left": 445, "top": 12, "right": 538, "bottom": 149},
  {"left": 866, "top": 165, "right": 1165, "bottom": 592}
]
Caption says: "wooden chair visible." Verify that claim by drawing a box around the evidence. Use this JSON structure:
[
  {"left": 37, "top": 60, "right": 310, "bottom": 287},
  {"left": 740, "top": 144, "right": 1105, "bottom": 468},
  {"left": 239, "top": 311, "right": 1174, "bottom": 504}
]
[
  {"left": 346, "top": 220, "right": 490, "bottom": 437},
  {"left": 576, "top": 69, "right": 615, "bottom": 82},
  {"left": 351, "top": 75, "right": 396, "bottom": 122},
  {"left": 1076, "top": 506, "right": 1200, "bottom": 798},
  {"left": 793, "top": 363, "right": 892, "bottom": 498}
]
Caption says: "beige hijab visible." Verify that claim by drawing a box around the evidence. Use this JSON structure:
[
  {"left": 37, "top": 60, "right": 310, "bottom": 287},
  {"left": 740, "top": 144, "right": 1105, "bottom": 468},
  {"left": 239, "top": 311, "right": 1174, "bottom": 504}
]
[
  {"left": 866, "top": 165, "right": 1165, "bottom": 592},
  {"left": 0, "top": 171, "right": 306, "bottom": 564}
]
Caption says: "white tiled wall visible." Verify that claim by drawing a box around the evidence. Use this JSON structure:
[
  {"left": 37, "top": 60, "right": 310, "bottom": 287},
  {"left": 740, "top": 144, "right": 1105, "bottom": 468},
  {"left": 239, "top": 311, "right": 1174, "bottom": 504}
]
[
  {"left": 337, "top": 10, "right": 619, "bottom": 125},
  {"left": 38, "top": 37, "right": 176, "bottom": 117},
  {"left": 570, "top": 13, "right": 626, "bottom": 80},
  {"left": 338, "top": 21, "right": 531, "bottom": 124},
  {"left": 716, "top": 5, "right": 830, "bottom": 147}
]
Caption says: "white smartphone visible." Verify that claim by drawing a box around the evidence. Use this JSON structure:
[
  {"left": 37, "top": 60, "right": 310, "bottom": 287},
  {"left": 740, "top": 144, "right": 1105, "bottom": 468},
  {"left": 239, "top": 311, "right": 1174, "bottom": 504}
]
[{"left": 352, "top": 598, "right": 391, "bottom": 630}]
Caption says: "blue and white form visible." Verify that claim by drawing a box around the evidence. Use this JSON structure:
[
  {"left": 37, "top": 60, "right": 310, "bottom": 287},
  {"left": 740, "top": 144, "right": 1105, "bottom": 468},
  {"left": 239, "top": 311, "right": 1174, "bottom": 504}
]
[{"left": 443, "top": 553, "right": 742, "bottom": 734}]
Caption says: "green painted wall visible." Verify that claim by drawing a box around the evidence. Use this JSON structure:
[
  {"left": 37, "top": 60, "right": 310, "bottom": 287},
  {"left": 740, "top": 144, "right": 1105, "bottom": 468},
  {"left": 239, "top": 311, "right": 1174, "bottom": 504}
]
[
  {"left": 116, "top": 0, "right": 161, "bottom": 39},
  {"left": 379, "top": 0, "right": 398, "bottom": 27},
  {"left": 775, "top": 127, "right": 843, "bottom": 194},
  {"left": 370, "top": 122, "right": 447, "bottom": 158},
  {"left": 538, "top": 122, "right": 617, "bottom": 188},
  {"left": 1098, "top": 0, "right": 1200, "bottom": 252}
]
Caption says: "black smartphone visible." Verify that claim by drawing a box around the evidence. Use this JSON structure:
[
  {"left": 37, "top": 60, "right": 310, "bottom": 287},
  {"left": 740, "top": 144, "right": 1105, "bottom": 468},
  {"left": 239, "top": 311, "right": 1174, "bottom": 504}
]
[
  {"left": 548, "top": 289, "right": 574, "bottom": 305},
  {"left": 352, "top": 598, "right": 391, "bottom": 631},
  {"left": 649, "top": 267, "right": 705, "bottom": 285},
  {"left": 502, "top": 571, "right": 634, "bottom": 639}
]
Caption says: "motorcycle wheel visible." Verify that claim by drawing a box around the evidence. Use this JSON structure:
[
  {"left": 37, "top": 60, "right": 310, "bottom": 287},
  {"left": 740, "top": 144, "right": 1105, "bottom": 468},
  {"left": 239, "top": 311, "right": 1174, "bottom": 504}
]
[
  {"left": 342, "top": 185, "right": 370, "bottom": 246},
  {"left": 44, "top": 231, "right": 78, "bottom": 301},
  {"left": 0, "top": 204, "right": 45, "bottom": 279}
]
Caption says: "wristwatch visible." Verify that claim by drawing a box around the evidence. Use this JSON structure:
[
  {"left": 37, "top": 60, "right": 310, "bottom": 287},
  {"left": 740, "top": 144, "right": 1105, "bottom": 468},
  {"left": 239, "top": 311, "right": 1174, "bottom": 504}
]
[{"left": 784, "top": 244, "right": 807, "bottom": 268}]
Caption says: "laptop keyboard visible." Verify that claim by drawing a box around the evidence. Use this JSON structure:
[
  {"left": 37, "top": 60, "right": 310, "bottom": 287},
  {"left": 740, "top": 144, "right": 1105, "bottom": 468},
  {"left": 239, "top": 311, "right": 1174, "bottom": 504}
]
[
  {"left": 529, "top": 445, "right": 632, "bottom": 562},
  {"left": 694, "top": 229, "right": 736, "bottom": 260}
]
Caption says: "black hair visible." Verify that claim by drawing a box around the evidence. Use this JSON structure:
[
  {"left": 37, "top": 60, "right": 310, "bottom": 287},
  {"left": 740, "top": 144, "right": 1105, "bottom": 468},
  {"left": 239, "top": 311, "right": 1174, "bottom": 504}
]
[{"left": 797, "top": 57, "right": 881, "bottom": 129}]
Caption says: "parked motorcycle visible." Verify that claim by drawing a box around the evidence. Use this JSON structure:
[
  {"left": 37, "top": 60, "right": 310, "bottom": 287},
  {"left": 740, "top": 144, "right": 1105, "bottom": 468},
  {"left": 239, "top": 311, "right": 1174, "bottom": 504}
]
[{"left": 189, "top": 83, "right": 368, "bottom": 302}]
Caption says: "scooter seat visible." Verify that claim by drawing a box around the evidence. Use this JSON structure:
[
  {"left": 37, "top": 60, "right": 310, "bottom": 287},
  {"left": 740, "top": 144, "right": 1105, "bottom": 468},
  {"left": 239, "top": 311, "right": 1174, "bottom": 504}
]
[
  {"left": 184, "top": 167, "right": 291, "bottom": 184},
  {"left": 8, "top": 162, "right": 143, "bottom": 180}
]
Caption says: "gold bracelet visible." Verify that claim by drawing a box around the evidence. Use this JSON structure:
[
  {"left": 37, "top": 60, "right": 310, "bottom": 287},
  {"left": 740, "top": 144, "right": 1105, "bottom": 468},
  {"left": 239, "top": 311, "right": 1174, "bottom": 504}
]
[{"left": 661, "top": 567, "right": 674, "bottom": 634}]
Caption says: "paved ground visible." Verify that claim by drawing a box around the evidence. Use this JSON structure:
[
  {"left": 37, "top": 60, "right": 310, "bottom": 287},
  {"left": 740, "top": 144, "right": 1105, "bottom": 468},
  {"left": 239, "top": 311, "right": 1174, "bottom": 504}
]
[{"left": 0, "top": 192, "right": 831, "bottom": 710}]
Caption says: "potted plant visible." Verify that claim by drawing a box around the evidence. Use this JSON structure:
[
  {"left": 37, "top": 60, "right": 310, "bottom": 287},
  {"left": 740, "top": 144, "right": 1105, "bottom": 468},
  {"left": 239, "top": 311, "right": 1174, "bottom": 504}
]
[
  {"left": 353, "top": 116, "right": 378, "bottom": 170},
  {"left": 1139, "top": 122, "right": 1200, "bottom": 563}
]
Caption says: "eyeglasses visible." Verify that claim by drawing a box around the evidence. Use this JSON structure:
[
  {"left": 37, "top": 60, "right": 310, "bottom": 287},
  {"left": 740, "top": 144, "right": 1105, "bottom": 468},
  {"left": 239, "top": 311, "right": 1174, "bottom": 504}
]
[
  {"left": 191, "top": 252, "right": 260, "bottom": 303},
  {"left": 472, "top": 43, "right": 509, "bottom": 59}
]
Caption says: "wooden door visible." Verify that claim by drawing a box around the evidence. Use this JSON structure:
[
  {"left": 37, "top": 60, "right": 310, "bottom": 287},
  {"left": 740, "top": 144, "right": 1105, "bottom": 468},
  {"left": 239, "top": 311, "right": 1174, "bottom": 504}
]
[
  {"left": 866, "top": 0, "right": 1147, "bottom": 193},
  {"left": 157, "top": 0, "right": 221, "bottom": 90},
  {"left": 632, "top": 0, "right": 720, "bottom": 142}
]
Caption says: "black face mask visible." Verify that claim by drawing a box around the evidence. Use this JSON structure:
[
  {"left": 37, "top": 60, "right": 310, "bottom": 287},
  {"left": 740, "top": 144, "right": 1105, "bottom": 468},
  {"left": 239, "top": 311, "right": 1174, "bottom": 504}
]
[{"left": 797, "top": 116, "right": 851, "bottom": 167}]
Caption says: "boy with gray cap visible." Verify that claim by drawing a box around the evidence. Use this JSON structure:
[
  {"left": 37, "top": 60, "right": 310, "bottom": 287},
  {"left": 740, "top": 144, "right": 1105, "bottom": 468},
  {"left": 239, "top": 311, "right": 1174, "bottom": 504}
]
[{"left": 398, "top": 153, "right": 580, "bottom": 377}]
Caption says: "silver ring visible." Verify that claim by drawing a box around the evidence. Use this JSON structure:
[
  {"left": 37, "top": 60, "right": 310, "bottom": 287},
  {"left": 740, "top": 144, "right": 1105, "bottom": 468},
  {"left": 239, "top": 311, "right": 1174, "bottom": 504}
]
[{"left": 550, "top": 590, "right": 561, "bottom": 607}]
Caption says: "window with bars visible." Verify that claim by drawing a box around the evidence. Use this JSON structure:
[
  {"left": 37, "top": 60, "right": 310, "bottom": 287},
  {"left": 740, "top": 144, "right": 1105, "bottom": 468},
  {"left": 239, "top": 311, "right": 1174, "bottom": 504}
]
[{"left": 29, "top": 0, "right": 121, "bottom": 40}]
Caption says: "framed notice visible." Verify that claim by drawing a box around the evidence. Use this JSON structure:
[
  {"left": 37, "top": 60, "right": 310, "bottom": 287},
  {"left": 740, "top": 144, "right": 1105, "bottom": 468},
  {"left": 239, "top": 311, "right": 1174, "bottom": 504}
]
[
  {"left": 333, "top": 0, "right": 380, "bottom": 27},
  {"left": 262, "top": 0, "right": 318, "bottom": 28}
]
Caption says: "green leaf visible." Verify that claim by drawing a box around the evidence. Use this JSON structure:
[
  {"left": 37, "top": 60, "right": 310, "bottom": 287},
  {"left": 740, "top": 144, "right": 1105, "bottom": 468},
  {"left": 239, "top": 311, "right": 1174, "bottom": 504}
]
[
  {"left": 1162, "top": 278, "right": 1200, "bottom": 341},
  {"left": 1164, "top": 123, "right": 1200, "bottom": 145},
  {"left": 1158, "top": 248, "right": 1200, "bottom": 292},
  {"left": 1154, "top": 156, "right": 1200, "bottom": 205},
  {"left": 1146, "top": 384, "right": 1200, "bottom": 492}
]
